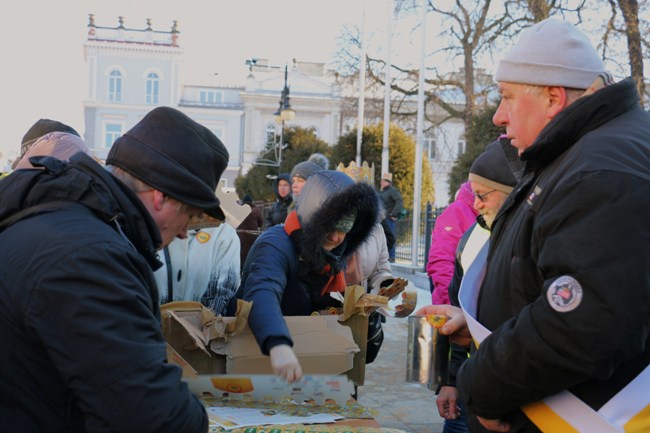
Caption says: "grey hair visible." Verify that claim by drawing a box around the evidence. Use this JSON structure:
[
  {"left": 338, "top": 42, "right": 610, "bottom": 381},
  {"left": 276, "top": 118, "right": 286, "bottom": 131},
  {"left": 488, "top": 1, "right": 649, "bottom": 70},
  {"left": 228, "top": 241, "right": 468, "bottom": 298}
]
[
  {"left": 106, "top": 165, "right": 196, "bottom": 214},
  {"left": 105, "top": 165, "right": 152, "bottom": 193},
  {"left": 522, "top": 84, "right": 585, "bottom": 104}
]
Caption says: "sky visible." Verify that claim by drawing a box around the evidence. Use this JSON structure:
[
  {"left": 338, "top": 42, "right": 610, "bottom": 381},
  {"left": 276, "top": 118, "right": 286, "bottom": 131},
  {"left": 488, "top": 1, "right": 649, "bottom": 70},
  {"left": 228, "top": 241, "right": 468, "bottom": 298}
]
[
  {"left": 0, "top": 0, "right": 400, "bottom": 161},
  {"left": 3, "top": 1, "right": 635, "bottom": 165}
]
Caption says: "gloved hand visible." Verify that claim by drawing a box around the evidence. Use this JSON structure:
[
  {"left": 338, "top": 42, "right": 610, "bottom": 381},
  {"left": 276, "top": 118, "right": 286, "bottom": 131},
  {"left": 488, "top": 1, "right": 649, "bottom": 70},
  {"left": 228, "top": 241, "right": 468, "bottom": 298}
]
[{"left": 269, "top": 344, "right": 303, "bottom": 383}]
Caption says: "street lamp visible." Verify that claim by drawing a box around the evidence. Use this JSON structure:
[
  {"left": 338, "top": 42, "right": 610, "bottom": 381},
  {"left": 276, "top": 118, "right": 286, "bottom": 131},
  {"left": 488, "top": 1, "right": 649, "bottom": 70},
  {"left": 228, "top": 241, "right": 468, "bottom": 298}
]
[
  {"left": 271, "top": 64, "right": 295, "bottom": 173},
  {"left": 251, "top": 61, "right": 296, "bottom": 173},
  {"left": 275, "top": 64, "right": 295, "bottom": 122}
]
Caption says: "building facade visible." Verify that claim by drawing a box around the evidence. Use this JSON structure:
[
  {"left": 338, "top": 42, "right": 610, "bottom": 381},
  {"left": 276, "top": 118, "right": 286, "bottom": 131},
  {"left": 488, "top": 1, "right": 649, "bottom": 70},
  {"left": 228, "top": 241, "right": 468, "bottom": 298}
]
[{"left": 83, "top": 15, "right": 467, "bottom": 204}]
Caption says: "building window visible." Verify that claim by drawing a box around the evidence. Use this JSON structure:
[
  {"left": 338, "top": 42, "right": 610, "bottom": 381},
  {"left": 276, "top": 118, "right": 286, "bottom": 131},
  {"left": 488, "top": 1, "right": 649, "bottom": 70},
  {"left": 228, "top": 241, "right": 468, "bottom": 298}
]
[
  {"left": 199, "top": 90, "right": 223, "bottom": 105},
  {"left": 146, "top": 72, "right": 159, "bottom": 104},
  {"left": 104, "top": 123, "right": 122, "bottom": 148},
  {"left": 265, "top": 123, "right": 278, "bottom": 151},
  {"left": 108, "top": 70, "right": 122, "bottom": 102},
  {"left": 457, "top": 139, "right": 466, "bottom": 157},
  {"left": 426, "top": 137, "right": 436, "bottom": 160}
]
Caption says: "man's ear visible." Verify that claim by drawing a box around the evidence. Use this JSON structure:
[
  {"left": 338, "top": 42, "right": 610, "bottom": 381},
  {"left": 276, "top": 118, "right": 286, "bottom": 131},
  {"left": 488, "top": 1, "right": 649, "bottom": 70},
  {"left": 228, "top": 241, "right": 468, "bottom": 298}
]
[
  {"left": 151, "top": 189, "right": 167, "bottom": 212},
  {"left": 546, "top": 86, "right": 569, "bottom": 118}
]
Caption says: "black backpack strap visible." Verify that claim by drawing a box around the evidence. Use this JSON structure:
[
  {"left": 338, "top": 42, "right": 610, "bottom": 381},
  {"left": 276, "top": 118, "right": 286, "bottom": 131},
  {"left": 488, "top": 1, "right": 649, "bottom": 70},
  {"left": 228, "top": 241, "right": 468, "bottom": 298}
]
[{"left": 0, "top": 201, "right": 75, "bottom": 232}]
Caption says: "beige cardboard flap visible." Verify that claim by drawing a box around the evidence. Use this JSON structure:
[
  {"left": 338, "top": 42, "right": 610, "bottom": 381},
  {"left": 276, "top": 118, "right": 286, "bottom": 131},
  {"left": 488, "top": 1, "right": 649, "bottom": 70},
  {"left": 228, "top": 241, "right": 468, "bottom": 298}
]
[
  {"left": 166, "top": 343, "right": 198, "bottom": 378},
  {"left": 162, "top": 300, "right": 252, "bottom": 347},
  {"left": 339, "top": 285, "right": 388, "bottom": 321},
  {"left": 166, "top": 309, "right": 211, "bottom": 355},
  {"left": 216, "top": 187, "right": 251, "bottom": 228}
]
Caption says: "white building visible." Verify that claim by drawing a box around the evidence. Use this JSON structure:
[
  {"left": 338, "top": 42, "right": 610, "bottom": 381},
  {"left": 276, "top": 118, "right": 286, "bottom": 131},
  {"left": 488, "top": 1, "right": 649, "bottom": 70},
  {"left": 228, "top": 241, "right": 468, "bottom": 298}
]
[{"left": 83, "top": 15, "right": 468, "bottom": 204}]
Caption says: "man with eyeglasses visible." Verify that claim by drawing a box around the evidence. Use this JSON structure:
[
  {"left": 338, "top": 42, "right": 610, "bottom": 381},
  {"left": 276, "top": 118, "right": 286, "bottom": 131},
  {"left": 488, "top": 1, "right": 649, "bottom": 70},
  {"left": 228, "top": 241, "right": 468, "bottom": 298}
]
[
  {"left": 468, "top": 137, "right": 522, "bottom": 230},
  {"left": 417, "top": 19, "right": 650, "bottom": 433},
  {"left": 0, "top": 107, "right": 228, "bottom": 432},
  {"left": 431, "top": 137, "right": 521, "bottom": 433}
]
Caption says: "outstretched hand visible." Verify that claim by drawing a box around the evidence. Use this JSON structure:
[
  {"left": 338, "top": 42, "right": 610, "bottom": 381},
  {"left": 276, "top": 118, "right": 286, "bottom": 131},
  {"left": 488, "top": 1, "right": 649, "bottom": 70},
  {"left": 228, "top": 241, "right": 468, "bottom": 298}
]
[
  {"left": 414, "top": 304, "right": 472, "bottom": 347},
  {"left": 269, "top": 344, "right": 303, "bottom": 383}
]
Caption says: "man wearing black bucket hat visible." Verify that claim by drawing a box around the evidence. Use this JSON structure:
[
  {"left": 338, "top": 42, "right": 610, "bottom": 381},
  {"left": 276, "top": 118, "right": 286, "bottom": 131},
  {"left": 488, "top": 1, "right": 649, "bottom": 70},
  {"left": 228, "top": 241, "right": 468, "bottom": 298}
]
[{"left": 0, "top": 106, "right": 228, "bottom": 432}]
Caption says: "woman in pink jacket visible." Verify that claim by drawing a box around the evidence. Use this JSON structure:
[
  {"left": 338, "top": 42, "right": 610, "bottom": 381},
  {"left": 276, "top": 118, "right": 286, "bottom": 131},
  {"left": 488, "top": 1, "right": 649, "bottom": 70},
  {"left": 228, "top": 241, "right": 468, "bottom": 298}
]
[{"left": 426, "top": 181, "right": 478, "bottom": 305}]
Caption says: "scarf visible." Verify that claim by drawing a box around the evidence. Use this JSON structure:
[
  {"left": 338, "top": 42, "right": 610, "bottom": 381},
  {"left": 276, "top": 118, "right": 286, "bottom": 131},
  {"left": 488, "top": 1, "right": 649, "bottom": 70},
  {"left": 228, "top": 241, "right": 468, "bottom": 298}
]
[{"left": 284, "top": 210, "right": 347, "bottom": 295}]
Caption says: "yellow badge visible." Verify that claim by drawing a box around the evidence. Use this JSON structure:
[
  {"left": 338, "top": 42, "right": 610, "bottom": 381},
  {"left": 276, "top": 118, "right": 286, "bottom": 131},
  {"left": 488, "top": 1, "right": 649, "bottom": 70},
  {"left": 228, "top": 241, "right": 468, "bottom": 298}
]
[{"left": 196, "top": 231, "right": 210, "bottom": 243}]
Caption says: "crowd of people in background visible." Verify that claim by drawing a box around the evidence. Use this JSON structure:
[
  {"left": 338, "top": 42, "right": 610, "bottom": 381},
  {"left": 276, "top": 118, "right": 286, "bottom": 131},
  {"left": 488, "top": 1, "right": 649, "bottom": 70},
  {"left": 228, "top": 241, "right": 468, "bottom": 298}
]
[{"left": 1, "top": 16, "right": 648, "bottom": 433}]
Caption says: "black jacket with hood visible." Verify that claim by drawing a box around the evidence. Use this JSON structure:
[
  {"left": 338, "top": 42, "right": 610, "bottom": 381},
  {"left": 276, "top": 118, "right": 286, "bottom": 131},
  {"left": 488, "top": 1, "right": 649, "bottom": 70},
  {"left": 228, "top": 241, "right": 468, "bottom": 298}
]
[
  {"left": 264, "top": 172, "right": 293, "bottom": 229},
  {"left": 457, "top": 78, "right": 650, "bottom": 432},
  {"left": 0, "top": 154, "right": 207, "bottom": 433}
]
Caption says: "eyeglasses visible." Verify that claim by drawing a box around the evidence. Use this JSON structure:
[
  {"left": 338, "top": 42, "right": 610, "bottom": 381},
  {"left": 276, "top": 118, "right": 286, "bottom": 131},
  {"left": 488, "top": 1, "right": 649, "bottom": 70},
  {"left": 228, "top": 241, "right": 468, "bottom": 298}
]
[{"left": 474, "top": 189, "right": 497, "bottom": 202}]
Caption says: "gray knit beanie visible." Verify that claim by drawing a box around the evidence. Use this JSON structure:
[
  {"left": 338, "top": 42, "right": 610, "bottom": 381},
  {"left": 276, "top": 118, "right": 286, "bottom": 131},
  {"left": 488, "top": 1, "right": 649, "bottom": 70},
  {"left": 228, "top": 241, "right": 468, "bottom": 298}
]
[
  {"left": 495, "top": 19, "right": 605, "bottom": 89},
  {"left": 291, "top": 160, "right": 323, "bottom": 181}
]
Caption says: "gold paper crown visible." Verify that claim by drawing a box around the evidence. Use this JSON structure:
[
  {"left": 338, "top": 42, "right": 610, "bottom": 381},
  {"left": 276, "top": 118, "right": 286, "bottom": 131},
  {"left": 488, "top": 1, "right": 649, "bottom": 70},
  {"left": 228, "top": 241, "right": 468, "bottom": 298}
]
[{"left": 336, "top": 161, "right": 375, "bottom": 185}]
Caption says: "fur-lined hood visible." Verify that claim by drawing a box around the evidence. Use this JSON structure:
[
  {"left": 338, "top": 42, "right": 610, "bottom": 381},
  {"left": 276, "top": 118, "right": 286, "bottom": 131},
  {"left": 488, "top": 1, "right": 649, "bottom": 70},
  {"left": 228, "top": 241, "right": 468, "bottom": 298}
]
[
  {"left": 272, "top": 173, "right": 293, "bottom": 202},
  {"left": 294, "top": 170, "right": 379, "bottom": 270}
]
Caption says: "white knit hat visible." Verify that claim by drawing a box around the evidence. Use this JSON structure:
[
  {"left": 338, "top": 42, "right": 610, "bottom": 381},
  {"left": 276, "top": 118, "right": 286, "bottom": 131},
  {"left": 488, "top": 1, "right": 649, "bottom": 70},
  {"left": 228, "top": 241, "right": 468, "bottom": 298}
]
[{"left": 495, "top": 19, "right": 605, "bottom": 89}]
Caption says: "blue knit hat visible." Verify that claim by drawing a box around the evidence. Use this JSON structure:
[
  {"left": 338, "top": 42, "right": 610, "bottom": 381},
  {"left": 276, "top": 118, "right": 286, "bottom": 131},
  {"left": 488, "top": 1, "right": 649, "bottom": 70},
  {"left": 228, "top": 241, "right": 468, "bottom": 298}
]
[{"left": 291, "top": 160, "right": 323, "bottom": 181}]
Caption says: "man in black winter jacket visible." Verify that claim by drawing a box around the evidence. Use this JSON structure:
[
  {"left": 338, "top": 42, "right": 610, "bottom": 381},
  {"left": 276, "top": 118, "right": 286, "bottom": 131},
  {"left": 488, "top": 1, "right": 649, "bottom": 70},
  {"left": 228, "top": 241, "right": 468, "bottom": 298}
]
[
  {"left": 0, "top": 107, "right": 228, "bottom": 433},
  {"left": 379, "top": 172, "right": 403, "bottom": 262},
  {"left": 264, "top": 172, "right": 293, "bottom": 229},
  {"left": 417, "top": 19, "right": 650, "bottom": 433}
]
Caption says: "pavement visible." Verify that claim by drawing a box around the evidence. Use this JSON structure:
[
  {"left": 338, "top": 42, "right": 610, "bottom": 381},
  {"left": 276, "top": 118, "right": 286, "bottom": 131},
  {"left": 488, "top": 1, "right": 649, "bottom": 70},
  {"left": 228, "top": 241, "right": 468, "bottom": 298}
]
[{"left": 355, "top": 264, "right": 446, "bottom": 433}]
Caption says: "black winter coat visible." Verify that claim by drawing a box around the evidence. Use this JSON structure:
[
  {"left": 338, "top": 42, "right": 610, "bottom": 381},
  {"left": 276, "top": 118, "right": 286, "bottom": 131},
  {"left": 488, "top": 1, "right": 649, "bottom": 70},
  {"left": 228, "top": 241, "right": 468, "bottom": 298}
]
[
  {"left": 379, "top": 184, "right": 403, "bottom": 219},
  {"left": 457, "top": 79, "right": 650, "bottom": 432},
  {"left": 264, "top": 173, "right": 293, "bottom": 229},
  {"left": 0, "top": 155, "right": 207, "bottom": 433}
]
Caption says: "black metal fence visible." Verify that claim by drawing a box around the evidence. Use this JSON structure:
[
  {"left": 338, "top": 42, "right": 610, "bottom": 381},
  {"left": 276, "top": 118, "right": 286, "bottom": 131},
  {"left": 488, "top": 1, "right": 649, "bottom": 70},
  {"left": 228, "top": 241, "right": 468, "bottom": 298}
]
[{"left": 393, "top": 203, "right": 445, "bottom": 269}]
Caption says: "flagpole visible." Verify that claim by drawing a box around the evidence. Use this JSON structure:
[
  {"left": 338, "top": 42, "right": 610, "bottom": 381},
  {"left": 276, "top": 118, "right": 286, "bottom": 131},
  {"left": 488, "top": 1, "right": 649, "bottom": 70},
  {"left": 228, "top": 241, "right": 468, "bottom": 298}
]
[
  {"left": 411, "top": 0, "right": 426, "bottom": 266},
  {"left": 356, "top": 0, "right": 367, "bottom": 166}
]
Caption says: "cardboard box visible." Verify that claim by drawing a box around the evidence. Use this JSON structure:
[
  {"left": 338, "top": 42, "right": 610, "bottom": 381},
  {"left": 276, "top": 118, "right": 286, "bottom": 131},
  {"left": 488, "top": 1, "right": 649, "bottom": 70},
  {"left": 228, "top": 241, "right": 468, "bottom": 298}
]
[
  {"left": 161, "top": 302, "right": 360, "bottom": 380},
  {"left": 327, "top": 313, "right": 369, "bottom": 386}
]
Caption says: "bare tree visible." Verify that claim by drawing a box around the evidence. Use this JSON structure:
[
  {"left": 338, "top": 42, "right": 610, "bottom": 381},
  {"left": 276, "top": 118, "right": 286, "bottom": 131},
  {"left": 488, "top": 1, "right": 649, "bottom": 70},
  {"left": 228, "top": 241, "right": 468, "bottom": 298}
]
[
  {"left": 335, "top": 0, "right": 588, "bottom": 135},
  {"left": 370, "top": 0, "right": 524, "bottom": 131},
  {"left": 602, "top": 0, "right": 647, "bottom": 106},
  {"left": 522, "top": 0, "right": 589, "bottom": 20},
  {"left": 334, "top": 0, "right": 647, "bottom": 154},
  {"left": 526, "top": 0, "right": 554, "bottom": 19}
]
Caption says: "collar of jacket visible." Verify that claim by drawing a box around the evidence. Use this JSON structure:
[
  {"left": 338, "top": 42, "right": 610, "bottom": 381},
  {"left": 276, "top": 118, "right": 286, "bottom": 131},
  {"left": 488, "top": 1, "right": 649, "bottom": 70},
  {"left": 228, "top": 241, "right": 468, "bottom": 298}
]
[
  {"left": 476, "top": 214, "right": 491, "bottom": 231},
  {"left": 284, "top": 210, "right": 346, "bottom": 295},
  {"left": 1, "top": 153, "right": 162, "bottom": 270},
  {"left": 521, "top": 78, "right": 639, "bottom": 172},
  {"left": 73, "top": 154, "right": 163, "bottom": 270}
]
